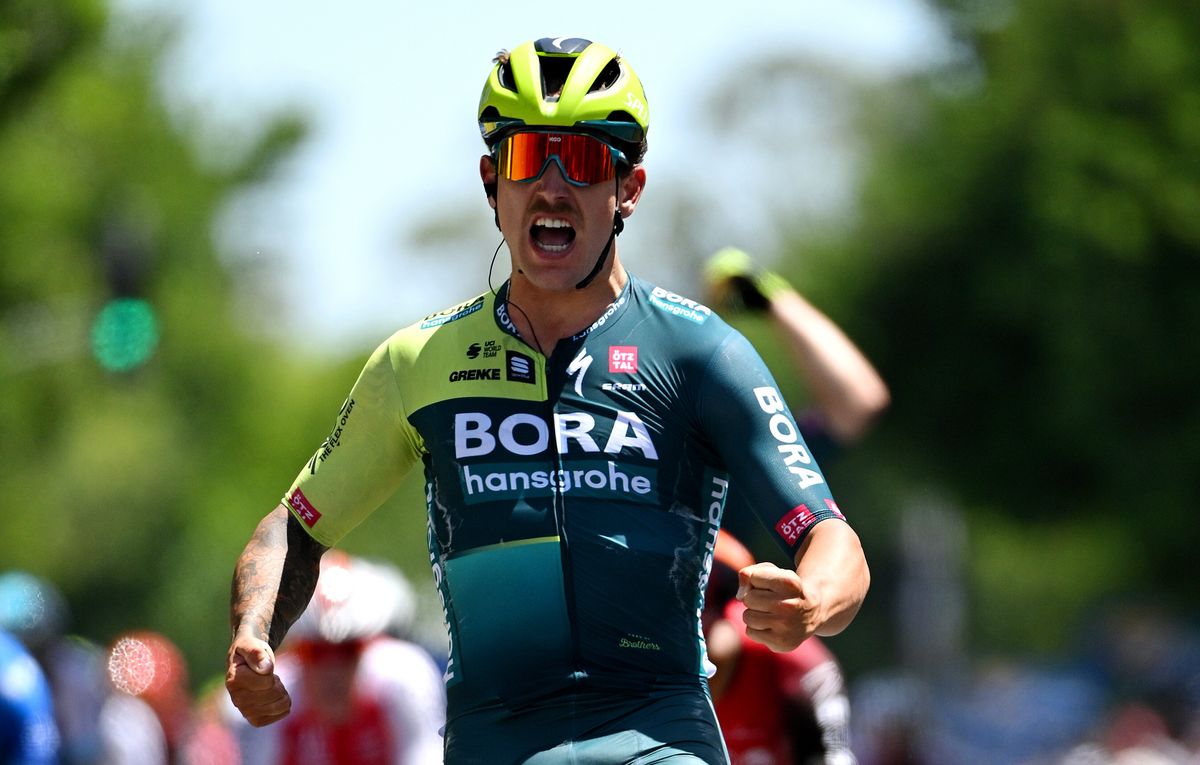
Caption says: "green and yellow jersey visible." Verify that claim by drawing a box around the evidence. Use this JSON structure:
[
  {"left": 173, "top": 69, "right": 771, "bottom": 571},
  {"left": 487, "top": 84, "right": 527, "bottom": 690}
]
[{"left": 283, "top": 274, "right": 847, "bottom": 757}]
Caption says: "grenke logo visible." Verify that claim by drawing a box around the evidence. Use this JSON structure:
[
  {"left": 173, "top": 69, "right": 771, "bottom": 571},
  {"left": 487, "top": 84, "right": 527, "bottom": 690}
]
[
  {"left": 449, "top": 368, "right": 500, "bottom": 382},
  {"left": 453, "top": 409, "right": 659, "bottom": 503}
]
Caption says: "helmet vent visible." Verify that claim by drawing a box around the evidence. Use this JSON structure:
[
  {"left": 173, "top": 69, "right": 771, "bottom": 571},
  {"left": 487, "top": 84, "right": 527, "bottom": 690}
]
[
  {"left": 498, "top": 63, "right": 515, "bottom": 92},
  {"left": 539, "top": 55, "right": 574, "bottom": 102},
  {"left": 592, "top": 59, "right": 622, "bottom": 92}
]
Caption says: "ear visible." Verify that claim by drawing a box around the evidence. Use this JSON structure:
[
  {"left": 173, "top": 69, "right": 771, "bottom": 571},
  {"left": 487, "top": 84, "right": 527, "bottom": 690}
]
[
  {"left": 618, "top": 165, "right": 647, "bottom": 220},
  {"left": 480, "top": 154, "right": 498, "bottom": 209}
]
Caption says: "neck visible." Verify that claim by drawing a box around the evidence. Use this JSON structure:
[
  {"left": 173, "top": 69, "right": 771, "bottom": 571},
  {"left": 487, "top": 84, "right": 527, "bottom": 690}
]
[{"left": 507, "top": 260, "right": 627, "bottom": 352}]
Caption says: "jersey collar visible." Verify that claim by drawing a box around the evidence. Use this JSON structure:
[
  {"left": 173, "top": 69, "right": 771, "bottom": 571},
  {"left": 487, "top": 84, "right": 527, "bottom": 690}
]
[{"left": 491, "top": 278, "right": 634, "bottom": 344}]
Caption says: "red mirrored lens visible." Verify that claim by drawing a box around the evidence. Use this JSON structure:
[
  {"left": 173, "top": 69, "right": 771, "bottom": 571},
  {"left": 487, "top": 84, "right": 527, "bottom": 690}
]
[{"left": 498, "top": 133, "right": 616, "bottom": 185}]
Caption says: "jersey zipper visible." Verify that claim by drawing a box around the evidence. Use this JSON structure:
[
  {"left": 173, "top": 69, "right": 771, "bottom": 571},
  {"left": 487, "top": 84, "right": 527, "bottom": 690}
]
[{"left": 544, "top": 344, "right": 583, "bottom": 682}]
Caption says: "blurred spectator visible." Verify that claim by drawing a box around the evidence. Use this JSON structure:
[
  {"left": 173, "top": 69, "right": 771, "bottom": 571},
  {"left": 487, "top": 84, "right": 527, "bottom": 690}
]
[
  {"left": 0, "top": 627, "right": 59, "bottom": 764},
  {"left": 704, "top": 530, "right": 857, "bottom": 765},
  {"left": 0, "top": 571, "right": 107, "bottom": 764},
  {"left": 103, "top": 629, "right": 239, "bottom": 764},
  {"left": 227, "top": 552, "right": 445, "bottom": 765}
]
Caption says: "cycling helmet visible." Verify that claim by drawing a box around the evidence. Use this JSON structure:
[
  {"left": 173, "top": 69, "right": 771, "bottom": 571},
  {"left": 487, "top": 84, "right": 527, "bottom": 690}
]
[
  {"left": 287, "top": 553, "right": 416, "bottom": 645},
  {"left": 478, "top": 37, "right": 649, "bottom": 156}
]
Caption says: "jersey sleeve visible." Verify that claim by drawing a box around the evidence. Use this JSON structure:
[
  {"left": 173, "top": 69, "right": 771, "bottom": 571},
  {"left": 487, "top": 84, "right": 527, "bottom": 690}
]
[
  {"left": 283, "top": 337, "right": 424, "bottom": 547},
  {"left": 696, "top": 330, "right": 849, "bottom": 561}
]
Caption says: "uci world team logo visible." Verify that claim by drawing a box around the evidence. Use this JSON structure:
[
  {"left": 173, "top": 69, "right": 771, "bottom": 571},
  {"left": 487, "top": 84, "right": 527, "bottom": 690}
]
[{"left": 507, "top": 351, "right": 535, "bottom": 384}]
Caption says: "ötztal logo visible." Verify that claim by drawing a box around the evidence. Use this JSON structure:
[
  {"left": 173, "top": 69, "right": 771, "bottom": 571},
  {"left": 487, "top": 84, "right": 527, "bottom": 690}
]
[
  {"left": 775, "top": 504, "right": 817, "bottom": 546},
  {"left": 753, "top": 387, "right": 824, "bottom": 490},
  {"left": 608, "top": 346, "right": 638, "bottom": 374},
  {"left": 288, "top": 489, "right": 322, "bottom": 528}
]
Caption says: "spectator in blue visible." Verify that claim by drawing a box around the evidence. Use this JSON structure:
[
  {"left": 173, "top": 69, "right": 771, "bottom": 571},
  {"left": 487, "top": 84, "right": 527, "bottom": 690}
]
[{"left": 0, "top": 628, "right": 59, "bottom": 765}]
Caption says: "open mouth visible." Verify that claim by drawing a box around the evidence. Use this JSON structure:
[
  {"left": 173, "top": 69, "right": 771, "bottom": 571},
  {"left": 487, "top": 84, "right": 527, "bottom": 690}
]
[{"left": 530, "top": 217, "right": 576, "bottom": 253}]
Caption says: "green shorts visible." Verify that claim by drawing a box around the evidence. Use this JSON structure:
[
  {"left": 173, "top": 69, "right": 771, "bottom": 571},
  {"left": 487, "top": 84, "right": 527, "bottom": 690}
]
[{"left": 444, "top": 684, "right": 729, "bottom": 765}]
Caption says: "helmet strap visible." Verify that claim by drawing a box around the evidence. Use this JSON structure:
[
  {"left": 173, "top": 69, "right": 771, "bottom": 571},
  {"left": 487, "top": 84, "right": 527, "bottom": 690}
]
[{"left": 575, "top": 175, "right": 624, "bottom": 290}]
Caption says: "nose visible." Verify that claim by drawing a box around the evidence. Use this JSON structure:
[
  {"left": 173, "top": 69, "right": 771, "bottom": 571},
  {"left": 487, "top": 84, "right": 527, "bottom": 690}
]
[{"left": 530, "top": 156, "right": 573, "bottom": 193}]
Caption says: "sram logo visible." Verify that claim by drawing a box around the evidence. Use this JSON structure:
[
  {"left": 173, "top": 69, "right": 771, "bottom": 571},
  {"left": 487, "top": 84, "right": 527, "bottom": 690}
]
[
  {"left": 454, "top": 410, "right": 659, "bottom": 460},
  {"left": 753, "top": 387, "right": 824, "bottom": 490}
]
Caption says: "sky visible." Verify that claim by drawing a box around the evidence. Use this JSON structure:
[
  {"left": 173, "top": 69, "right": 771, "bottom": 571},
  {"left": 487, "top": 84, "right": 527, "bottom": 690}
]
[{"left": 109, "top": 0, "right": 946, "bottom": 353}]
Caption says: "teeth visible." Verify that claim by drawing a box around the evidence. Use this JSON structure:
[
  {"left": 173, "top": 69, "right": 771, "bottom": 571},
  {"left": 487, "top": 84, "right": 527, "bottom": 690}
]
[{"left": 534, "top": 218, "right": 572, "bottom": 228}]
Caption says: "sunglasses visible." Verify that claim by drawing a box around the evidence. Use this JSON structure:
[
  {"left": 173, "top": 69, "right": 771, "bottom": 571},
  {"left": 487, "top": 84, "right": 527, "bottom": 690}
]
[{"left": 495, "top": 131, "right": 627, "bottom": 187}]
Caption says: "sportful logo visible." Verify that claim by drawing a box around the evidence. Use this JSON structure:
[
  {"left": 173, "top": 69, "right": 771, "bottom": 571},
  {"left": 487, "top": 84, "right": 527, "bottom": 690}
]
[
  {"left": 506, "top": 351, "right": 535, "bottom": 384},
  {"left": 466, "top": 343, "right": 481, "bottom": 359},
  {"left": 608, "top": 346, "right": 637, "bottom": 374},
  {"left": 568, "top": 347, "right": 593, "bottom": 396},
  {"left": 649, "top": 287, "right": 711, "bottom": 324}
]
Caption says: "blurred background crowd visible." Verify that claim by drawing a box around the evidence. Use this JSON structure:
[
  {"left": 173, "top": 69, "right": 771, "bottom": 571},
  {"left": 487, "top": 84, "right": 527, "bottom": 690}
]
[{"left": 2, "top": 0, "right": 1198, "bottom": 762}]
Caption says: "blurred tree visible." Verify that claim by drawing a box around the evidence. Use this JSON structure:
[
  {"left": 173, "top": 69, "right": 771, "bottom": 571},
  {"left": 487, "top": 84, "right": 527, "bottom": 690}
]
[
  {"left": 847, "top": 0, "right": 1199, "bottom": 624},
  {"left": 701, "top": 0, "right": 1199, "bottom": 658},
  {"left": 0, "top": 0, "right": 432, "bottom": 686}
]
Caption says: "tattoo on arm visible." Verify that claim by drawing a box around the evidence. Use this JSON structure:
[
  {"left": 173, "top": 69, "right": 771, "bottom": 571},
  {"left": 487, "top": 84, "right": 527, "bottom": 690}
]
[{"left": 230, "top": 505, "right": 328, "bottom": 650}]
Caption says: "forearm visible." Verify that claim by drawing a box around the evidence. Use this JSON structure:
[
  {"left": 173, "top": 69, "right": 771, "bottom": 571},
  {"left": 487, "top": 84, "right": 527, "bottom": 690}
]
[
  {"left": 769, "top": 290, "right": 890, "bottom": 443},
  {"left": 794, "top": 520, "right": 870, "bottom": 637},
  {"left": 230, "top": 504, "right": 328, "bottom": 649}
]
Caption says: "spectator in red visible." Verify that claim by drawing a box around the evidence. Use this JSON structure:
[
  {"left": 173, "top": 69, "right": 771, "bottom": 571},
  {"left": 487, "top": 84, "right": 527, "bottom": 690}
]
[{"left": 705, "top": 530, "right": 858, "bottom": 765}]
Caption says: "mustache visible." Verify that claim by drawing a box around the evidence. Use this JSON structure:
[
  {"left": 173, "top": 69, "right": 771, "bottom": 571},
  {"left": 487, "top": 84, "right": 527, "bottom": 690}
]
[{"left": 527, "top": 200, "right": 578, "bottom": 220}]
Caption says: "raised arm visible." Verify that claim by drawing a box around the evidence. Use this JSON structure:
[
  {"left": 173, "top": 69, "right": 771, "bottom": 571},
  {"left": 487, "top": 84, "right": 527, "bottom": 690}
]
[
  {"left": 768, "top": 289, "right": 890, "bottom": 444},
  {"left": 706, "top": 247, "right": 890, "bottom": 444},
  {"left": 225, "top": 504, "right": 328, "bottom": 727}
]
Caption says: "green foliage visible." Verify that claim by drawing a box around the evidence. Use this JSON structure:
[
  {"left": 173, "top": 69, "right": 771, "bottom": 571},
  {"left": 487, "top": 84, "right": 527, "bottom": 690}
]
[
  {"left": 0, "top": 1, "right": 358, "bottom": 684},
  {"left": 829, "top": 0, "right": 1200, "bottom": 651}
]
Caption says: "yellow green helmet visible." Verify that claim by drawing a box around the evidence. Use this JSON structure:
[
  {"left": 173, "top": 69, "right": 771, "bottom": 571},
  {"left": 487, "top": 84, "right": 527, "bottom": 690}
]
[{"left": 478, "top": 37, "right": 649, "bottom": 161}]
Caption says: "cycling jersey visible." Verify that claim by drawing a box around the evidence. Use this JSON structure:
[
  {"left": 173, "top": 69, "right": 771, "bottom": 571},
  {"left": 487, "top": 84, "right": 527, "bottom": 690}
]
[{"left": 284, "top": 275, "right": 847, "bottom": 762}]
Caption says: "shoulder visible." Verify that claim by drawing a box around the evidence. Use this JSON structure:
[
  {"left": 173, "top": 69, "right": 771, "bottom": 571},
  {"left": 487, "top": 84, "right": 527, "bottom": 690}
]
[
  {"left": 629, "top": 276, "right": 726, "bottom": 332},
  {"left": 626, "top": 275, "right": 739, "bottom": 353},
  {"left": 376, "top": 291, "right": 495, "bottom": 369}
]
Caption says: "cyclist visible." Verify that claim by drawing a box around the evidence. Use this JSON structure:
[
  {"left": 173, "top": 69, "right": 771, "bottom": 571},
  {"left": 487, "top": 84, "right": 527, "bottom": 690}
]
[
  {"left": 225, "top": 36, "right": 870, "bottom": 764},
  {"left": 705, "top": 531, "right": 856, "bottom": 765},
  {"left": 0, "top": 571, "right": 105, "bottom": 765}
]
